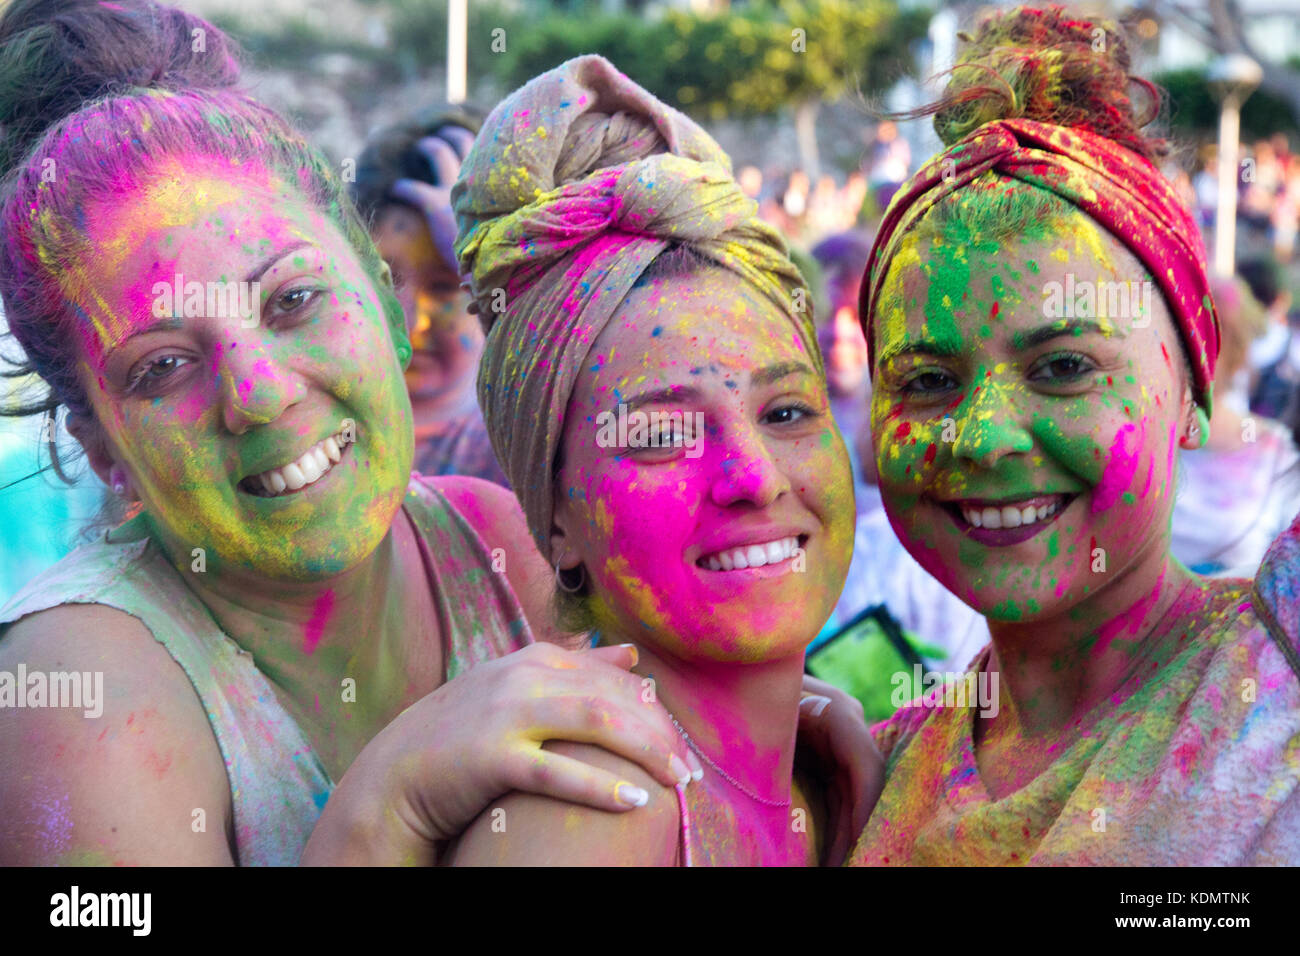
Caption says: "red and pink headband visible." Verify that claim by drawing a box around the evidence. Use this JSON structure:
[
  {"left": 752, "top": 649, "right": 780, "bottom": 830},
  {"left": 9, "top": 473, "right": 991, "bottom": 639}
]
[{"left": 860, "top": 118, "right": 1220, "bottom": 413}]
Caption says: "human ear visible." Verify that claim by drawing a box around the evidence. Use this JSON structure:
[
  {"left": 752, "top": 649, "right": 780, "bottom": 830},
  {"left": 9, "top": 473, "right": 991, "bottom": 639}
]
[
  {"left": 66, "top": 412, "right": 134, "bottom": 497},
  {"left": 548, "top": 493, "right": 584, "bottom": 575},
  {"left": 377, "top": 260, "right": 413, "bottom": 370},
  {"left": 1178, "top": 386, "right": 1210, "bottom": 451}
]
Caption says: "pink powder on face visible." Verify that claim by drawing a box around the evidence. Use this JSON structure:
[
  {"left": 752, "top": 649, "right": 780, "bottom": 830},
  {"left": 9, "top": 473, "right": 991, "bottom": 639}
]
[
  {"left": 302, "top": 588, "right": 336, "bottom": 655},
  {"left": 1092, "top": 421, "right": 1142, "bottom": 514}
]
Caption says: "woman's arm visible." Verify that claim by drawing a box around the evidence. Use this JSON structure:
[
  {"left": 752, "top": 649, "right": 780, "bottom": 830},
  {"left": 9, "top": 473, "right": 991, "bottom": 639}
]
[
  {"left": 302, "top": 642, "right": 700, "bottom": 865},
  {"left": 0, "top": 604, "right": 236, "bottom": 865},
  {"left": 442, "top": 740, "right": 682, "bottom": 866}
]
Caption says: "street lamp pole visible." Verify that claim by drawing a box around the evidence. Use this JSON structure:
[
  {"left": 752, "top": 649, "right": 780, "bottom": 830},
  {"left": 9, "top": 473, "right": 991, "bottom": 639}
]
[
  {"left": 448, "top": 0, "right": 468, "bottom": 105},
  {"left": 1207, "top": 53, "right": 1263, "bottom": 277}
]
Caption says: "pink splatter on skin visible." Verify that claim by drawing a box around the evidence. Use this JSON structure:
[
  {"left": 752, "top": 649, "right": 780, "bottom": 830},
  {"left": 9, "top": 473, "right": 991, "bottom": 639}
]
[
  {"left": 549, "top": 267, "right": 855, "bottom": 864},
  {"left": 303, "top": 588, "right": 336, "bottom": 655},
  {"left": 870, "top": 203, "right": 1228, "bottom": 794},
  {"left": 1091, "top": 420, "right": 1143, "bottom": 514}
]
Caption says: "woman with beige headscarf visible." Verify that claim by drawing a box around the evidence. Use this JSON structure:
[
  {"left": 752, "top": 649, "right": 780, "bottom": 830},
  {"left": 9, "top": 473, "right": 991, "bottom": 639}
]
[{"left": 442, "top": 55, "right": 879, "bottom": 865}]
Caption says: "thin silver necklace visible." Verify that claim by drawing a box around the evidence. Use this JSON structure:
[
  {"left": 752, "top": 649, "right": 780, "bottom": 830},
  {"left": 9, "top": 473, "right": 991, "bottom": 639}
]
[{"left": 669, "top": 714, "right": 792, "bottom": 808}]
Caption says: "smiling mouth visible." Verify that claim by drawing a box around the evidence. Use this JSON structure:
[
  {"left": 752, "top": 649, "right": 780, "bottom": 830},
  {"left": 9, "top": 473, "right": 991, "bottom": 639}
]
[
  {"left": 696, "top": 535, "right": 807, "bottom": 572},
  {"left": 939, "top": 493, "right": 1077, "bottom": 544},
  {"left": 238, "top": 429, "right": 355, "bottom": 498}
]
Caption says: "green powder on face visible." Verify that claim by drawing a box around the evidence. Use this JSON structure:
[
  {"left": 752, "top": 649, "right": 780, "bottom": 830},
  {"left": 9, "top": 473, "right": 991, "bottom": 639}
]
[
  {"left": 1031, "top": 414, "right": 1104, "bottom": 486},
  {"left": 1047, "top": 529, "right": 1059, "bottom": 557},
  {"left": 979, "top": 324, "right": 992, "bottom": 339},
  {"left": 922, "top": 249, "right": 968, "bottom": 355},
  {"left": 1026, "top": 259, "right": 1040, "bottom": 275},
  {"left": 1122, "top": 492, "right": 1136, "bottom": 505},
  {"left": 958, "top": 538, "right": 984, "bottom": 569},
  {"left": 989, "top": 598, "right": 1023, "bottom": 621}
]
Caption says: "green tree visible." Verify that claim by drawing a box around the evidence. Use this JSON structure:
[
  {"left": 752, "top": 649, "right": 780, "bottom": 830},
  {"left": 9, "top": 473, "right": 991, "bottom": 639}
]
[{"left": 491, "top": 0, "right": 931, "bottom": 177}]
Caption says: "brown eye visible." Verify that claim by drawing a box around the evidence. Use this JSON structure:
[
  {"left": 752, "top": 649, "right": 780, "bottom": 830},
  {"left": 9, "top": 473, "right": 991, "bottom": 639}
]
[
  {"left": 1029, "top": 352, "right": 1094, "bottom": 383},
  {"left": 128, "top": 354, "right": 191, "bottom": 394},
  {"left": 764, "top": 402, "right": 817, "bottom": 425},
  {"left": 904, "top": 370, "right": 957, "bottom": 394}
]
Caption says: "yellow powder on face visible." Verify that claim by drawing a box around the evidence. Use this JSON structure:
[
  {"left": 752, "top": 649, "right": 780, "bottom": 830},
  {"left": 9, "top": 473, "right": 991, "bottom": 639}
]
[{"left": 57, "top": 157, "right": 279, "bottom": 359}]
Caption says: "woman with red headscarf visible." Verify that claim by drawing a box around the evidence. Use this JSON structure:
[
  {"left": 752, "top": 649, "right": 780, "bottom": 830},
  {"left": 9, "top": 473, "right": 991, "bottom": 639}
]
[{"left": 851, "top": 6, "right": 1300, "bottom": 865}]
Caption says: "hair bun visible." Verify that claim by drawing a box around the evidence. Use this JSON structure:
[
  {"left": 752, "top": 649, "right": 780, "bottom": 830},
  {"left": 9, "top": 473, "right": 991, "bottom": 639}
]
[
  {"left": 0, "top": 0, "right": 242, "bottom": 173},
  {"left": 931, "top": 5, "right": 1164, "bottom": 160}
]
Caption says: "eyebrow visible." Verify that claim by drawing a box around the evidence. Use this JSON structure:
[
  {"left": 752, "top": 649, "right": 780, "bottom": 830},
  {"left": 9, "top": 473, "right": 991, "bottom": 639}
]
[
  {"left": 613, "top": 361, "right": 815, "bottom": 416},
  {"left": 1015, "top": 319, "right": 1108, "bottom": 350},
  {"left": 102, "top": 241, "right": 317, "bottom": 361},
  {"left": 751, "top": 360, "right": 815, "bottom": 387},
  {"left": 617, "top": 385, "right": 704, "bottom": 417},
  {"left": 245, "top": 240, "right": 313, "bottom": 284},
  {"left": 103, "top": 317, "right": 185, "bottom": 360},
  {"left": 880, "top": 318, "right": 1111, "bottom": 363},
  {"left": 879, "top": 338, "right": 963, "bottom": 363}
]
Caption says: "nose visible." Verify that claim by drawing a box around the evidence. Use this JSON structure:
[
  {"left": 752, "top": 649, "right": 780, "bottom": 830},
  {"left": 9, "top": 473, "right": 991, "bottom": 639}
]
[
  {"left": 708, "top": 421, "right": 789, "bottom": 509},
  {"left": 216, "top": 337, "right": 307, "bottom": 435},
  {"left": 950, "top": 377, "right": 1035, "bottom": 469}
]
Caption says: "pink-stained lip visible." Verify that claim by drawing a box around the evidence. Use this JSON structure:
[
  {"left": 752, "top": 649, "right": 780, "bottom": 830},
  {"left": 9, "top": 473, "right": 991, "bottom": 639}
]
[{"left": 935, "top": 492, "right": 1078, "bottom": 547}]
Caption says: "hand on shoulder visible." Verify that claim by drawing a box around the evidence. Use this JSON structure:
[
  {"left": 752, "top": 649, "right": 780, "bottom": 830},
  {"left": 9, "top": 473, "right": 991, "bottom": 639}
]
[{"left": 442, "top": 738, "right": 683, "bottom": 866}]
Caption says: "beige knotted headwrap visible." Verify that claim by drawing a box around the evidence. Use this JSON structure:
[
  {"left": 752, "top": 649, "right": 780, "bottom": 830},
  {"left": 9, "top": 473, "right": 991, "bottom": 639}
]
[{"left": 452, "top": 55, "right": 821, "bottom": 559}]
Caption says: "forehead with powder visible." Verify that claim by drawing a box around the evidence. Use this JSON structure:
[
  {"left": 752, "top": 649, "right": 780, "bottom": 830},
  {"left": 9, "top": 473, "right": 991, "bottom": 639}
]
[
  {"left": 874, "top": 177, "right": 1177, "bottom": 362},
  {"left": 60, "top": 156, "right": 323, "bottom": 365},
  {"left": 583, "top": 265, "right": 816, "bottom": 400}
]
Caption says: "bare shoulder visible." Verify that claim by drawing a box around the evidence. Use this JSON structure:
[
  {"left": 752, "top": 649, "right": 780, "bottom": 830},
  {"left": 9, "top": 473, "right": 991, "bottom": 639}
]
[
  {"left": 0, "top": 603, "right": 234, "bottom": 864},
  {"left": 426, "top": 474, "right": 573, "bottom": 646},
  {"left": 444, "top": 740, "right": 682, "bottom": 866}
]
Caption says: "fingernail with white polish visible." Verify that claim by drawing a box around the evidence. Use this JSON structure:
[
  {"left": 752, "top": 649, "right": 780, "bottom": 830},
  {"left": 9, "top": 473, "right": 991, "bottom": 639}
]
[
  {"left": 670, "top": 754, "right": 692, "bottom": 786},
  {"left": 800, "top": 694, "right": 832, "bottom": 717},
  {"left": 616, "top": 783, "right": 649, "bottom": 807},
  {"left": 684, "top": 750, "right": 705, "bottom": 781}
]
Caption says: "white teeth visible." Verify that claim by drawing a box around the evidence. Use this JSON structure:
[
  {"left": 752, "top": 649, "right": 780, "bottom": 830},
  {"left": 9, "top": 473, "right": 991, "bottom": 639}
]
[
  {"left": 281, "top": 462, "right": 307, "bottom": 490},
  {"left": 246, "top": 428, "right": 352, "bottom": 498},
  {"left": 699, "top": 536, "right": 800, "bottom": 572},
  {"left": 962, "top": 499, "right": 1064, "bottom": 530}
]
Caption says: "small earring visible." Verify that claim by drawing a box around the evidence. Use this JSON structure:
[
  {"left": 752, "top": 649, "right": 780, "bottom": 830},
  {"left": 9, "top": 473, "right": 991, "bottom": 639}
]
[{"left": 555, "top": 560, "right": 586, "bottom": 594}]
